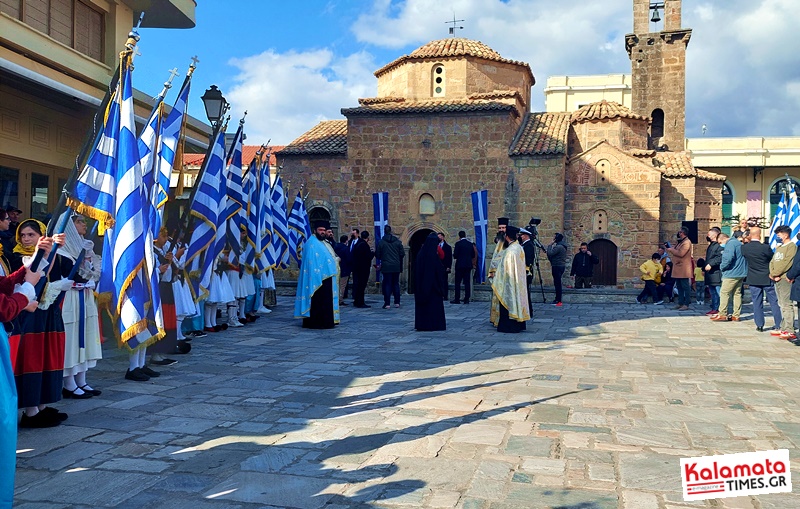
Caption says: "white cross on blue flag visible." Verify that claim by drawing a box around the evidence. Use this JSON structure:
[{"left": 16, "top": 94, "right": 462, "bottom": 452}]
[{"left": 472, "top": 190, "right": 488, "bottom": 283}]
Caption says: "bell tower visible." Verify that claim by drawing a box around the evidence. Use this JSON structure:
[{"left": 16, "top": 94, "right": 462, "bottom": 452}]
[{"left": 626, "top": 0, "right": 692, "bottom": 151}]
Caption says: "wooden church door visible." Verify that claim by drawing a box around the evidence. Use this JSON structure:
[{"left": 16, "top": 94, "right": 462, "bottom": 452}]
[{"left": 587, "top": 239, "right": 617, "bottom": 286}]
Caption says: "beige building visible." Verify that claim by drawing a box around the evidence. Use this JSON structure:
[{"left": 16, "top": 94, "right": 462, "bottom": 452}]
[
  {"left": 544, "top": 74, "right": 632, "bottom": 114},
  {"left": 0, "top": 0, "right": 206, "bottom": 221}
]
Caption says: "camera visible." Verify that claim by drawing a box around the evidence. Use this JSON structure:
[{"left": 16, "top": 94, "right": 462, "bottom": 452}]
[
  {"left": 528, "top": 217, "right": 541, "bottom": 226},
  {"left": 664, "top": 241, "right": 671, "bottom": 249}
]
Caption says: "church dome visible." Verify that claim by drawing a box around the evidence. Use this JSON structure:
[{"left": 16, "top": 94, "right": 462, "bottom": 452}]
[
  {"left": 374, "top": 37, "right": 531, "bottom": 78},
  {"left": 571, "top": 100, "right": 649, "bottom": 123}
]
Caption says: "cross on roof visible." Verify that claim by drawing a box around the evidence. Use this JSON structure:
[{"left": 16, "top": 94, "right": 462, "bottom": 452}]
[{"left": 190, "top": 55, "right": 200, "bottom": 68}]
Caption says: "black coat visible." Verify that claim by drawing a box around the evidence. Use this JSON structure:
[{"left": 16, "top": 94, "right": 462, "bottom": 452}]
[
  {"left": 440, "top": 241, "right": 453, "bottom": 271},
  {"left": 334, "top": 242, "right": 351, "bottom": 277},
  {"left": 351, "top": 238, "right": 374, "bottom": 277},
  {"left": 741, "top": 241, "right": 773, "bottom": 286},
  {"left": 786, "top": 251, "right": 800, "bottom": 302},
  {"left": 520, "top": 240, "right": 536, "bottom": 269},
  {"left": 570, "top": 251, "right": 599, "bottom": 277},
  {"left": 453, "top": 239, "right": 475, "bottom": 270},
  {"left": 704, "top": 241, "right": 723, "bottom": 285}
]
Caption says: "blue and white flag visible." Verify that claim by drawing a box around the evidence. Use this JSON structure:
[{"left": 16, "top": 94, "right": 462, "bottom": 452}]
[
  {"left": 258, "top": 157, "right": 275, "bottom": 270},
  {"left": 69, "top": 84, "right": 121, "bottom": 231},
  {"left": 471, "top": 190, "right": 488, "bottom": 283},
  {"left": 243, "top": 154, "right": 261, "bottom": 272},
  {"left": 288, "top": 192, "right": 311, "bottom": 265},
  {"left": 185, "top": 127, "right": 226, "bottom": 301},
  {"left": 373, "top": 191, "right": 389, "bottom": 282},
  {"left": 154, "top": 72, "right": 191, "bottom": 235},
  {"left": 110, "top": 56, "right": 157, "bottom": 348},
  {"left": 768, "top": 181, "right": 800, "bottom": 250},
  {"left": 271, "top": 174, "right": 290, "bottom": 268},
  {"left": 137, "top": 97, "right": 165, "bottom": 341}
]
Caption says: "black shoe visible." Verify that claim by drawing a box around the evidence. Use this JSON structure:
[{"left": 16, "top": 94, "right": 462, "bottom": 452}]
[
  {"left": 218, "top": 323, "right": 229, "bottom": 331},
  {"left": 756, "top": 326, "right": 765, "bottom": 332},
  {"left": 181, "top": 335, "right": 193, "bottom": 342},
  {"left": 450, "top": 300, "right": 461, "bottom": 304},
  {"left": 125, "top": 368, "right": 150, "bottom": 382},
  {"left": 19, "top": 411, "right": 61, "bottom": 428},
  {"left": 79, "top": 385, "right": 102, "bottom": 396},
  {"left": 174, "top": 342, "right": 191, "bottom": 354},
  {"left": 62, "top": 387, "right": 93, "bottom": 399},
  {"left": 150, "top": 357, "right": 178, "bottom": 366},
  {"left": 463, "top": 301, "right": 469, "bottom": 304},
  {"left": 239, "top": 318, "right": 248, "bottom": 325},
  {"left": 40, "top": 407, "right": 68, "bottom": 421},
  {"left": 190, "top": 330, "right": 207, "bottom": 338},
  {"left": 140, "top": 366, "right": 160, "bottom": 378}
]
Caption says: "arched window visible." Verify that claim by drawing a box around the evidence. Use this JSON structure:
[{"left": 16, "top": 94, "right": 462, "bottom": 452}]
[
  {"left": 770, "top": 178, "right": 800, "bottom": 219},
  {"left": 721, "top": 182, "right": 733, "bottom": 235},
  {"left": 592, "top": 209, "right": 607, "bottom": 233},
  {"left": 419, "top": 193, "right": 435, "bottom": 215},
  {"left": 650, "top": 108, "right": 664, "bottom": 139},
  {"left": 432, "top": 64, "right": 445, "bottom": 97}
]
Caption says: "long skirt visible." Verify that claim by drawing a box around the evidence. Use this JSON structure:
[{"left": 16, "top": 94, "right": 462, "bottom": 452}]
[
  {"left": 173, "top": 280, "right": 196, "bottom": 318},
  {"left": 1, "top": 326, "right": 17, "bottom": 506},
  {"left": 62, "top": 288, "right": 102, "bottom": 376},
  {"left": 228, "top": 270, "right": 249, "bottom": 299},
  {"left": 11, "top": 305, "right": 66, "bottom": 408},
  {"left": 149, "top": 282, "right": 177, "bottom": 355}
]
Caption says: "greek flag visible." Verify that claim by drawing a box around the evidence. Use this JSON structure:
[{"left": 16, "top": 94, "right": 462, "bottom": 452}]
[
  {"left": 110, "top": 57, "right": 157, "bottom": 347},
  {"left": 224, "top": 122, "right": 245, "bottom": 231},
  {"left": 768, "top": 181, "right": 800, "bottom": 250},
  {"left": 137, "top": 97, "right": 165, "bottom": 341},
  {"left": 68, "top": 82, "right": 121, "bottom": 231},
  {"left": 185, "top": 127, "right": 226, "bottom": 301},
  {"left": 472, "top": 190, "right": 488, "bottom": 283},
  {"left": 154, "top": 72, "right": 191, "bottom": 235},
  {"left": 243, "top": 154, "right": 260, "bottom": 272},
  {"left": 373, "top": 192, "right": 389, "bottom": 282},
  {"left": 271, "top": 175, "right": 290, "bottom": 268},
  {"left": 288, "top": 192, "right": 311, "bottom": 265},
  {"left": 258, "top": 157, "right": 275, "bottom": 270}
]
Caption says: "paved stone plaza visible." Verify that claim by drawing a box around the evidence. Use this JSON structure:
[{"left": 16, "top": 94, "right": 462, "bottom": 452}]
[{"left": 12, "top": 297, "right": 800, "bottom": 509}]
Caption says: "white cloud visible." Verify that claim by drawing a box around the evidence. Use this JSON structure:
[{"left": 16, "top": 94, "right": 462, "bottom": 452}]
[{"left": 225, "top": 49, "right": 376, "bottom": 145}]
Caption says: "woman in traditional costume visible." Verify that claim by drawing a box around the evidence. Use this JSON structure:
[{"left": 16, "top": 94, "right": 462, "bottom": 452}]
[{"left": 9, "top": 219, "right": 70, "bottom": 428}]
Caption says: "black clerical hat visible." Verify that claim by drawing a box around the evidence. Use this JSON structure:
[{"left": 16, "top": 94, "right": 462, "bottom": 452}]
[
  {"left": 505, "top": 225, "right": 520, "bottom": 238},
  {"left": 498, "top": 217, "right": 509, "bottom": 226},
  {"left": 313, "top": 220, "right": 331, "bottom": 229}
]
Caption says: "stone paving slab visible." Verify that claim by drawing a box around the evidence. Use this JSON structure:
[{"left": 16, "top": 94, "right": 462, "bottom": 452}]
[{"left": 12, "top": 299, "right": 800, "bottom": 507}]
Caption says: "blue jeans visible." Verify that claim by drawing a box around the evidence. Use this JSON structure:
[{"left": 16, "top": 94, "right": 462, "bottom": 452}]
[
  {"left": 695, "top": 281, "right": 705, "bottom": 302},
  {"left": 382, "top": 272, "right": 400, "bottom": 306},
  {"left": 750, "top": 285, "right": 782, "bottom": 329},
  {"left": 676, "top": 278, "right": 691, "bottom": 306},
  {"left": 708, "top": 285, "right": 721, "bottom": 311}
]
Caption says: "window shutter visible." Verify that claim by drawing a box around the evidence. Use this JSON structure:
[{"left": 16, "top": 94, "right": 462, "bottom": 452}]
[
  {"left": 74, "top": 0, "right": 103, "bottom": 61},
  {"left": 0, "top": 0, "right": 21, "bottom": 19},
  {"left": 49, "top": 0, "right": 72, "bottom": 46},
  {"left": 23, "top": 0, "right": 49, "bottom": 33}
]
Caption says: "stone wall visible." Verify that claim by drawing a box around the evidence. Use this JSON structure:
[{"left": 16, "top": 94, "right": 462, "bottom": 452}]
[
  {"left": 693, "top": 177, "right": 724, "bottom": 255},
  {"left": 569, "top": 118, "right": 649, "bottom": 156},
  {"left": 659, "top": 176, "right": 695, "bottom": 242},
  {"left": 564, "top": 145, "right": 662, "bottom": 288}
]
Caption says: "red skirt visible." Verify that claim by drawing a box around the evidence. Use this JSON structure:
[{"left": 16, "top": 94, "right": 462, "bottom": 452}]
[{"left": 11, "top": 305, "right": 66, "bottom": 408}]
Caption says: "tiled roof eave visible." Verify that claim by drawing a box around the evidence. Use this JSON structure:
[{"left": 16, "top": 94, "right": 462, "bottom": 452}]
[{"left": 341, "top": 103, "right": 519, "bottom": 117}]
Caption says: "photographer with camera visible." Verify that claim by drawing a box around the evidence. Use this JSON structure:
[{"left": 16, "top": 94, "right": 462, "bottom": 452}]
[
  {"left": 665, "top": 226, "right": 694, "bottom": 311},
  {"left": 545, "top": 233, "right": 569, "bottom": 306}
]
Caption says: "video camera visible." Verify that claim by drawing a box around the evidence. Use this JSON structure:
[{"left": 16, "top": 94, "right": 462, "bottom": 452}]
[{"left": 526, "top": 217, "right": 541, "bottom": 239}]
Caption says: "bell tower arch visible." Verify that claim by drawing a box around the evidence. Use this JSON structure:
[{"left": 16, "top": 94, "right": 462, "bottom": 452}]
[{"left": 626, "top": 0, "right": 692, "bottom": 151}]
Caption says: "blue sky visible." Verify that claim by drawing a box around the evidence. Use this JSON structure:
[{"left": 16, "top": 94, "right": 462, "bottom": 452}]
[{"left": 133, "top": 0, "right": 800, "bottom": 146}]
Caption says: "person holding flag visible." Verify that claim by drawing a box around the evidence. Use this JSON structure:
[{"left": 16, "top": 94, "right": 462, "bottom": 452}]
[{"left": 295, "top": 220, "right": 339, "bottom": 329}]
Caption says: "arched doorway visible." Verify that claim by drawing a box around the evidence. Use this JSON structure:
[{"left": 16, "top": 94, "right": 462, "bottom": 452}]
[
  {"left": 407, "top": 228, "right": 434, "bottom": 294},
  {"left": 587, "top": 239, "right": 617, "bottom": 286}
]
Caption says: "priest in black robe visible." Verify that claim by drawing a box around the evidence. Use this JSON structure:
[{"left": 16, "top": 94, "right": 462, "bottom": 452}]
[{"left": 414, "top": 233, "right": 446, "bottom": 331}]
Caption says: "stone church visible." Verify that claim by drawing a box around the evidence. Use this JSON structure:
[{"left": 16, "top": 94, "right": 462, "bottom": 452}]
[{"left": 277, "top": 0, "right": 723, "bottom": 290}]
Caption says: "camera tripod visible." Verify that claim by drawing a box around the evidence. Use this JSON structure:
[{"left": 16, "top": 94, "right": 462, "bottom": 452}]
[{"left": 529, "top": 237, "right": 547, "bottom": 304}]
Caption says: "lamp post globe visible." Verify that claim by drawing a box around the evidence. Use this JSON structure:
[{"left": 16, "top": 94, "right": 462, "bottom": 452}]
[{"left": 201, "top": 85, "right": 226, "bottom": 124}]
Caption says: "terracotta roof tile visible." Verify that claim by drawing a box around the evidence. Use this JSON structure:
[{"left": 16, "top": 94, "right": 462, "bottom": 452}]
[
  {"left": 628, "top": 148, "right": 657, "bottom": 157},
  {"left": 358, "top": 97, "right": 405, "bottom": 105},
  {"left": 509, "top": 112, "right": 570, "bottom": 156},
  {"left": 374, "top": 38, "right": 533, "bottom": 83},
  {"left": 342, "top": 98, "right": 518, "bottom": 117},
  {"left": 571, "top": 100, "right": 649, "bottom": 123},
  {"left": 182, "top": 146, "right": 284, "bottom": 168},
  {"left": 696, "top": 169, "right": 727, "bottom": 181},
  {"left": 468, "top": 90, "right": 521, "bottom": 101},
  {"left": 279, "top": 120, "right": 348, "bottom": 155},
  {"left": 653, "top": 151, "right": 695, "bottom": 177}
]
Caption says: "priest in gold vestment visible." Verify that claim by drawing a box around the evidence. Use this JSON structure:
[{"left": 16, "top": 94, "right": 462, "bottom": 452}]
[{"left": 491, "top": 225, "right": 530, "bottom": 333}]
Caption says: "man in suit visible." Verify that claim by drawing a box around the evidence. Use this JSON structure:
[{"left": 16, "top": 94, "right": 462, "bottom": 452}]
[
  {"left": 437, "top": 232, "right": 452, "bottom": 301},
  {"left": 343, "top": 228, "right": 359, "bottom": 299},
  {"left": 334, "top": 235, "right": 351, "bottom": 306},
  {"left": 519, "top": 228, "right": 537, "bottom": 314},
  {"left": 451, "top": 230, "right": 476, "bottom": 304},
  {"left": 741, "top": 226, "right": 781, "bottom": 332},
  {"left": 351, "top": 230, "right": 374, "bottom": 308}
]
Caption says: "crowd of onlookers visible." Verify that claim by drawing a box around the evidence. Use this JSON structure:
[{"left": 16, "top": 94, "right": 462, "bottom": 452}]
[{"left": 635, "top": 219, "right": 800, "bottom": 341}]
